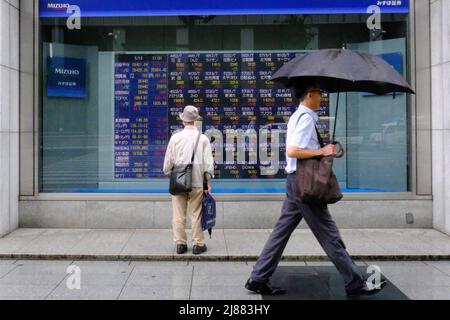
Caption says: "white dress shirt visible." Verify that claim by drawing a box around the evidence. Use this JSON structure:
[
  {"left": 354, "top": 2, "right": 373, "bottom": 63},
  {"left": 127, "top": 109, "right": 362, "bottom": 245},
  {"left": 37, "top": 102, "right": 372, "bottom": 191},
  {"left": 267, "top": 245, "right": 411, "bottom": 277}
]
[
  {"left": 163, "top": 126, "right": 215, "bottom": 188},
  {"left": 285, "top": 104, "right": 321, "bottom": 174}
]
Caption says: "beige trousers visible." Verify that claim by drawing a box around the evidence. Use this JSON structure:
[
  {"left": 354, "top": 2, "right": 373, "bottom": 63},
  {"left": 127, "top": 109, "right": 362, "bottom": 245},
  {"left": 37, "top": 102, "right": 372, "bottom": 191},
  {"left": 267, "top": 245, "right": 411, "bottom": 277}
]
[{"left": 171, "top": 188, "right": 205, "bottom": 246}]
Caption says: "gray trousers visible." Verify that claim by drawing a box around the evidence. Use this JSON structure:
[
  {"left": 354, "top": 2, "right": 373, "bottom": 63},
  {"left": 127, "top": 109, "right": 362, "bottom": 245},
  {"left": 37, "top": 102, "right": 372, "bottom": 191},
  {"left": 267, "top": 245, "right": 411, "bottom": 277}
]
[{"left": 251, "top": 173, "right": 364, "bottom": 291}]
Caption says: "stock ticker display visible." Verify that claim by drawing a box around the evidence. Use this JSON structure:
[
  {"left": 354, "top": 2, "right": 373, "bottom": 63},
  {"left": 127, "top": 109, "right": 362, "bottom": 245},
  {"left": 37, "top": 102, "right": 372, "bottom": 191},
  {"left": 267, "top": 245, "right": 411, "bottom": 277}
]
[{"left": 114, "top": 52, "right": 330, "bottom": 180}]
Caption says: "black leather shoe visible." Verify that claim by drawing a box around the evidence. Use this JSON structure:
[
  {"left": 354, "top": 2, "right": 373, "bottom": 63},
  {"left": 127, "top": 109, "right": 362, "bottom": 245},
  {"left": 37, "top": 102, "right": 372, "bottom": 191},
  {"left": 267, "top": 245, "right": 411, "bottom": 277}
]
[
  {"left": 176, "top": 244, "right": 188, "bottom": 254},
  {"left": 245, "top": 278, "right": 286, "bottom": 295},
  {"left": 193, "top": 245, "right": 207, "bottom": 255},
  {"left": 346, "top": 280, "right": 387, "bottom": 296}
]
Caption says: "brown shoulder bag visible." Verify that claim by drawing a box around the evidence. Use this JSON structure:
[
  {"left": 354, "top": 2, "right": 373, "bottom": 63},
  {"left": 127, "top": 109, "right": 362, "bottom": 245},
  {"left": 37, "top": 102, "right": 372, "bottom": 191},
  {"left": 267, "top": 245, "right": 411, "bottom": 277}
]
[{"left": 294, "top": 113, "right": 345, "bottom": 205}]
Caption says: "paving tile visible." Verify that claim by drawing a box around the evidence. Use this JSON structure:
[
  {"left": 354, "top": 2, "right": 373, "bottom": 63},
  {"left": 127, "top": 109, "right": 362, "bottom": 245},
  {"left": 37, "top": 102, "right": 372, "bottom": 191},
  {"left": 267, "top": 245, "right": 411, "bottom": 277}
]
[
  {"left": 339, "top": 230, "right": 389, "bottom": 256},
  {"left": 0, "top": 229, "right": 47, "bottom": 254},
  {"left": 224, "top": 230, "right": 270, "bottom": 257},
  {"left": 283, "top": 230, "right": 324, "bottom": 255},
  {"left": 362, "top": 229, "right": 448, "bottom": 255},
  {"left": 0, "top": 262, "right": 68, "bottom": 286},
  {"left": 1, "top": 229, "right": 450, "bottom": 260},
  {"left": 399, "top": 285, "right": 450, "bottom": 300},
  {"left": 47, "top": 284, "right": 124, "bottom": 300},
  {"left": 72, "top": 260, "right": 134, "bottom": 271},
  {"left": 192, "top": 274, "right": 250, "bottom": 287},
  {"left": 13, "top": 260, "right": 74, "bottom": 269},
  {"left": 16, "top": 229, "right": 90, "bottom": 255},
  {"left": 73, "top": 274, "right": 130, "bottom": 287},
  {"left": 0, "top": 271, "right": 66, "bottom": 286},
  {"left": 132, "top": 264, "right": 192, "bottom": 275},
  {"left": 189, "top": 262, "right": 251, "bottom": 275},
  {"left": 367, "top": 261, "right": 429, "bottom": 267},
  {"left": 0, "top": 284, "right": 55, "bottom": 299},
  {"left": 370, "top": 262, "right": 450, "bottom": 289},
  {"left": 190, "top": 285, "right": 262, "bottom": 300},
  {"left": 119, "top": 285, "right": 190, "bottom": 300},
  {"left": 128, "top": 267, "right": 192, "bottom": 287},
  {"left": 63, "top": 261, "right": 134, "bottom": 286},
  {"left": 424, "top": 261, "right": 450, "bottom": 276},
  {"left": 368, "top": 261, "right": 446, "bottom": 275},
  {"left": 46, "top": 296, "right": 111, "bottom": 300},
  {"left": 0, "top": 262, "right": 17, "bottom": 278},
  {"left": 133, "top": 261, "right": 189, "bottom": 268},
  {"left": 382, "top": 272, "right": 450, "bottom": 288},
  {"left": 0, "top": 296, "right": 44, "bottom": 300},
  {"left": 128, "top": 273, "right": 192, "bottom": 287},
  {"left": 412, "top": 230, "right": 450, "bottom": 253},
  {"left": 67, "top": 230, "right": 134, "bottom": 256},
  {"left": 306, "top": 261, "right": 368, "bottom": 267},
  {"left": 119, "top": 230, "right": 174, "bottom": 257}
]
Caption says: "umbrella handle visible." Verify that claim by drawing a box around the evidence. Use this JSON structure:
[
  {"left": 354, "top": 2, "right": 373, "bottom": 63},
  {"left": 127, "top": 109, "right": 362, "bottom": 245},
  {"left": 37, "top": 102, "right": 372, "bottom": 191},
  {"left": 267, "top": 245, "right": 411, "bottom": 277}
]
[{"left": 332, "top": 141, "right": 345, "bottom": 159}]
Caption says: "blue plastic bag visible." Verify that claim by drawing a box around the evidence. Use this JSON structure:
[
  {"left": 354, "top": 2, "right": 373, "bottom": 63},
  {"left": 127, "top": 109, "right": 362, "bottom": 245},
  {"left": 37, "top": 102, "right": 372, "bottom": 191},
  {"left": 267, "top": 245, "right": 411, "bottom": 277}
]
[{"left": 201, "top": 192, "right": 216, "bottom": 237}]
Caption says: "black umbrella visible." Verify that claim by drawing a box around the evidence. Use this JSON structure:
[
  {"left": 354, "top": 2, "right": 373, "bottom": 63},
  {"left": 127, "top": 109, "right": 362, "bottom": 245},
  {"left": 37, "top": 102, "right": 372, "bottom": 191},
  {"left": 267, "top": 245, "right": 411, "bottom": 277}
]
[
  {"left": 270, "top": 48, "right": 415, "bottom": 142},
  {"left": 271, "top": 48, "right": 414, "bottom": 94}
]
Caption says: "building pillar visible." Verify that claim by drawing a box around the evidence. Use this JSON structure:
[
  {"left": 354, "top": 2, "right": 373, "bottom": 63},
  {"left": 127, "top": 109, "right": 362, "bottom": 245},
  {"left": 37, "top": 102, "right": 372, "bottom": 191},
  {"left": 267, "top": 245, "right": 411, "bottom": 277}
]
[
  {"left": 431, "top": 0, "right": 450, "bottom": 235},
  {"left": 0, "top": 0, "right": 20, "bottom": 237}
]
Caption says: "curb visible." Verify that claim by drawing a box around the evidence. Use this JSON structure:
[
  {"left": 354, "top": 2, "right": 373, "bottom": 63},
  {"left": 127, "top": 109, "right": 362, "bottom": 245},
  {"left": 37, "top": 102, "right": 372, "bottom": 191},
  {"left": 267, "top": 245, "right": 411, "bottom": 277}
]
[{"left": 1, "top": 254, "right": 450, "bottom": 262}]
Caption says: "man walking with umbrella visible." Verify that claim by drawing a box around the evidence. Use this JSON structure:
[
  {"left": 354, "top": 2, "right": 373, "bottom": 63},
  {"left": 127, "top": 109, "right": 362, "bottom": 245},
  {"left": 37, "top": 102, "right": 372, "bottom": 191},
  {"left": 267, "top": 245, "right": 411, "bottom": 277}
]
[
  {"left": 245, "top": 81, "right": 387, "bottom": 297},
  {"left": 245, "top": 47, "right": 414, "bottom": 297}
]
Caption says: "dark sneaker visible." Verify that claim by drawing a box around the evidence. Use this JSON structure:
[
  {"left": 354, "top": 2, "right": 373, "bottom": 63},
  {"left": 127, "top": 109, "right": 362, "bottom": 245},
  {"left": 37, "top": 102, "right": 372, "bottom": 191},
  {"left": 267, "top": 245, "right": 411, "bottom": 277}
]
[
  {"left": 245, "top": 278, "right": 286, "bottom": 295},
  {"left": 193, "top": 245, "right": 207, "bottom": 255},
  {"left": 176, "top": 244, "right": 188, "bottom": 254},
  {"left": 346, "top": 280, "right": 387, "bottom": 296}
]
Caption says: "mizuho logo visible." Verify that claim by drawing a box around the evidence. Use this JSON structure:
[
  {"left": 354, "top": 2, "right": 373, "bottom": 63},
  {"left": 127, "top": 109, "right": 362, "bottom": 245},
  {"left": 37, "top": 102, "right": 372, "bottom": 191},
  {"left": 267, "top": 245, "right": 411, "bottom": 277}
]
[
  {"left": 54, "top": 68, "right": 80, "bottom": 76},
  {"left": 47, "top": 3, "right": 70, "bottom": 10}
]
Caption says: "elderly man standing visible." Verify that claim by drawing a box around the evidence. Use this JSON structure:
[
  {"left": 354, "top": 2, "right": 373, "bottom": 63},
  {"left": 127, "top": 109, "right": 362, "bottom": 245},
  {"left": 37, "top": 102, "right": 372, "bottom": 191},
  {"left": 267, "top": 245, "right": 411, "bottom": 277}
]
[{"left": 163, "top": 106, "right": 215, "bottom": 255}]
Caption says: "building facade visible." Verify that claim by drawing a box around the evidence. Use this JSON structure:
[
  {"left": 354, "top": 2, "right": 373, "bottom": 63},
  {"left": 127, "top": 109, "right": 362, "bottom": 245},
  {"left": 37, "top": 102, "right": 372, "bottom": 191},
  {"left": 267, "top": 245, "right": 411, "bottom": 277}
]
[{"left": 0, "top": 0, "right": 449, "bottom": 236}]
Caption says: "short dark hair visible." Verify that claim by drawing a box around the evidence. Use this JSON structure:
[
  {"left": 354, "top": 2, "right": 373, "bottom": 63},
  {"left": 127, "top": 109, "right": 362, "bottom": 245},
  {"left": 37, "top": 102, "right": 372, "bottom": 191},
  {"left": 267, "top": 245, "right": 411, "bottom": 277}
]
[{"left": 292, "top": 80, "right": 320, "bottom": 101}]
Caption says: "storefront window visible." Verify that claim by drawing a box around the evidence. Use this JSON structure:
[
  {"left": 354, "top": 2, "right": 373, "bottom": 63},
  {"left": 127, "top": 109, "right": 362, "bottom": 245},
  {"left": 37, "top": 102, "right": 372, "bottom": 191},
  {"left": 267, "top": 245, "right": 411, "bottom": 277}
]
[{"left": 39, "top": 0, "right": 411, "bottom": 193}]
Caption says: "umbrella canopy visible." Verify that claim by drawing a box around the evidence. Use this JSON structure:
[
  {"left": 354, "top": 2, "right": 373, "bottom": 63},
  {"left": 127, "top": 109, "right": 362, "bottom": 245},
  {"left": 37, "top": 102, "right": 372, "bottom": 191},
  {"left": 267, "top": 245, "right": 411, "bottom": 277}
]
[{"left": 270, "top": 48, "right": 415, "bottom": 95}]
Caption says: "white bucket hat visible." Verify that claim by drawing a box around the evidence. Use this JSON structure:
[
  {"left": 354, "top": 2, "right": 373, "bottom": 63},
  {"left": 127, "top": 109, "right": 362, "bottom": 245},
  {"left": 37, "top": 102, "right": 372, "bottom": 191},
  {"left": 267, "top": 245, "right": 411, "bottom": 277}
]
[{"left": 179, "top": 105, "right": 200, "bottom": 122}]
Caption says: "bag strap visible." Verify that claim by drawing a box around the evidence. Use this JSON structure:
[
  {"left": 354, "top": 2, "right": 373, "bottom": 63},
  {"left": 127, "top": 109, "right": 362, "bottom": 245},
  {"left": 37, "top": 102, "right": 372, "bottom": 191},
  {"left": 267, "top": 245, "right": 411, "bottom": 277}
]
[
  {"left": 191, "top": 131, "right": 202, "bottom": 164},
  {"left": 294, "top": 112, "right": 324, "bottom": 148},
  {"left": 315, "top": 126, "right": 325, "bottom": 148}
]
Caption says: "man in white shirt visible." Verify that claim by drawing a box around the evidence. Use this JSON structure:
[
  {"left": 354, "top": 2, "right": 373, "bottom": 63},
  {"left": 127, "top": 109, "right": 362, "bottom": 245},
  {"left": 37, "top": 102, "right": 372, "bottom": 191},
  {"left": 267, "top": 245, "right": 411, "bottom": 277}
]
[
  {"left": 163, "top": 105, "right": 215, "bottom": 255},
  {"left": 245, "top": 83, "right": 386, "bottom": 297}
]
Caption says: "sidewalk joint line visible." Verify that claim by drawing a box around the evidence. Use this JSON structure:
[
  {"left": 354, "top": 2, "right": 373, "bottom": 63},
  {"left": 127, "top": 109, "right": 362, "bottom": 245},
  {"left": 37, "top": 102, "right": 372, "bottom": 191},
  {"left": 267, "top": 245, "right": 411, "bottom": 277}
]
[
  {"left": 223, "top": 229, "right": 230, "bottom": 258},
  {"left": 0, "top": 263, "right": 21, "bottom": 281},
  {"left": 188, "top": 264, "right": 195, "bottom": 300},
  {"left": 117, "top": 263, "right": 136, "bottom": 300},
  {"left": 425, "top": 261, "right": 450, "bottom": 277},
  {"left": 119, "top": 229, "right": 137, "bottom": 256},
  {"left": 64, "top": 230, "right": 92, "bottom": 255},
  {"left": 13, "top": 230, "right": 49, "bottom": 254},
  {"left": 43, "top": 264, "right": 73, "bottom": 300}
]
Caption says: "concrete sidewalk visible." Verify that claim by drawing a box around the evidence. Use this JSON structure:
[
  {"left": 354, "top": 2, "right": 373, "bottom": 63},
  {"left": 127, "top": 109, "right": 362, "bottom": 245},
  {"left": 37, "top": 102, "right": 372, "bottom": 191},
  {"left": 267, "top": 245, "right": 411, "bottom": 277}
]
[
  {"left": 1, "top": 228, "right": 450, "bottom": 261},
  {"left": 2, "top": 260, "right": 450, "bottom": 300}
]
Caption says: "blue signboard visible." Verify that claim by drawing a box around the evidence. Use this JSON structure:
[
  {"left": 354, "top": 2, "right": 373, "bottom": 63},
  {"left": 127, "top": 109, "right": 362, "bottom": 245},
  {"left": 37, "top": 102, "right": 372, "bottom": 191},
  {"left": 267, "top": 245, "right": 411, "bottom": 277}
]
[
  {"left": 40, "top": 0, "right": 409, "bottom": 18},
  {"left": 47, "top": 56, "right": 86, "bottom": 98},
  {"left": 380, "top": 52, "right": 403, "bottom": 75}
]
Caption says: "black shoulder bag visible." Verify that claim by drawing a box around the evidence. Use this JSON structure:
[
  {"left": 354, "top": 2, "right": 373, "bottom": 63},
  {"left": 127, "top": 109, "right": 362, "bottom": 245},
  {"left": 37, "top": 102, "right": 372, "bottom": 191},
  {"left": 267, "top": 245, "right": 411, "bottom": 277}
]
[{"left": 169, "top": 132, "right": 202, "bottom": 196}]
